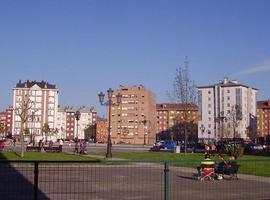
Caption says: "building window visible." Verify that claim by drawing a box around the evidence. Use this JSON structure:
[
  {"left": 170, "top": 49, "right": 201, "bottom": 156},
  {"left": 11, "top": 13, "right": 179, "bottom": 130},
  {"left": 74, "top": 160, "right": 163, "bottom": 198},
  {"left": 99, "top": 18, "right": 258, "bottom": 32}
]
[
  {"left": 208, "top": 111, "right": 211, "bottom": 114},
  {"left": 208, "top": 91, "right": 211, "bottom": 94},
  {"left": 227, "top": 103, "right": 230, "bottom": 107},
  {"left": 208, "top": 124, "right": 211, "bottom": 128},
  {"left": 227, "top": 90, "right": 230, "bottom": 93},
  {"left": 208, "top": 104, "right": 211, "bottom": 108},
  {"left": 208, "top": 97, "right": 211, "bottom": 101}
]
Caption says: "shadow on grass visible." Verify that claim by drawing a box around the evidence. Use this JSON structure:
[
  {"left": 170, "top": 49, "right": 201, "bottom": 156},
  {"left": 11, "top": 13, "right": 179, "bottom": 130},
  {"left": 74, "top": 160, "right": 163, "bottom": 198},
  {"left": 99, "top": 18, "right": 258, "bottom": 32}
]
[{"left": 0, "top": 152, "right": 50, "bottom": 200}]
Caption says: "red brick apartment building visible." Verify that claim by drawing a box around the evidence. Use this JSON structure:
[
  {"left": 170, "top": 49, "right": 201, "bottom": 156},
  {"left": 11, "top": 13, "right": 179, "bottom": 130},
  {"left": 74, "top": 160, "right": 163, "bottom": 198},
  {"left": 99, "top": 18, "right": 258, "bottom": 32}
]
[
  {"left": 0, "top": 107, "right": 13, "bottom": 136},
  {"left": 156, "top": 103, "right": 198, "bottom": 141}
]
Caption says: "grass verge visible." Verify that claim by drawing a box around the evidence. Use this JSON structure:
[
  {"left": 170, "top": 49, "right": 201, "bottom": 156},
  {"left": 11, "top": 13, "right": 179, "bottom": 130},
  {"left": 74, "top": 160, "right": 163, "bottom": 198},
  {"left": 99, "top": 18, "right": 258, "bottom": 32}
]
[{"left": 92, "top": 152, "right": 270, "bottom": 177}]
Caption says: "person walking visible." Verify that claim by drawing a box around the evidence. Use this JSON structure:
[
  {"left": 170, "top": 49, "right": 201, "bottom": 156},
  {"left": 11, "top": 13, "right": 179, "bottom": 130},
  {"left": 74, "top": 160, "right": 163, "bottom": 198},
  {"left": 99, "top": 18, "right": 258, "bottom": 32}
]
[
  {"left": 211, "top": 143, "right": 217, "bottom": 157},
  {"left": 204, "top": 144, "right": 210, "bottom": 155},
  {"left": 12, "top": 138, "right": 16, "bottom": 152},
  {"left": 59, "top": 139, "right": 63, "bottom": 152},
  {"left": 74, "top": 141, "right": 79, "bottom": 154}
]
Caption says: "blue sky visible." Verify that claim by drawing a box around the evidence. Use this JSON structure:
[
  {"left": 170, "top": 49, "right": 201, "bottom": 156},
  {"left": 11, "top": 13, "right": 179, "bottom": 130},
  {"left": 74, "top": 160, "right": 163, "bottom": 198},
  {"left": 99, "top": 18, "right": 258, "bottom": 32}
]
[{"left": 0, "top": 0, "right": 270, "bottom": 115}]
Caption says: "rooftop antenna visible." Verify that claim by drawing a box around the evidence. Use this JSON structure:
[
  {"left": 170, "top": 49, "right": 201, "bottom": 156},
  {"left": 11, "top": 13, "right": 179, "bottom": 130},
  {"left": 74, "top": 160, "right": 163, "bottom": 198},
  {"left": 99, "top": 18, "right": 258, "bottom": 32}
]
[{"left": 184, "top": 56, "right": 189, "bottom": 81}]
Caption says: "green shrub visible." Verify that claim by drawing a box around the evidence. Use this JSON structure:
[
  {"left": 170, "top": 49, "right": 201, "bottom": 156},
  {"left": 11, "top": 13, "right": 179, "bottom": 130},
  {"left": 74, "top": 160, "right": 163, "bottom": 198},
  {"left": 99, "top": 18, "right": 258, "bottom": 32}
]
[{"left": 223, "top": 144, "right": 244, "bottom": 159}]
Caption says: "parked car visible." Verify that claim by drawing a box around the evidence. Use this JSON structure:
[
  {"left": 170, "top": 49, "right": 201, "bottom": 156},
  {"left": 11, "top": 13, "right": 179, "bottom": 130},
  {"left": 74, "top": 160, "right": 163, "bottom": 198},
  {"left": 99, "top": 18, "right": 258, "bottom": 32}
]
[
  {"left": 194, "top": 143, "right": 205, "bottom": 153},
  {"left": 153, "top": 140, "right": 165, "bottom": 147},
  {"left": 0, "top": 140, "right": 5, "bottom": 151},
  {"left": 160, "top": 140, "right": 177, "bottom": 149},
  {"left": 252, "top": 144, "right": 264, "bottom": 151},
  {"left": 245, "top": 143, "right": 265, "bottom": 153}
]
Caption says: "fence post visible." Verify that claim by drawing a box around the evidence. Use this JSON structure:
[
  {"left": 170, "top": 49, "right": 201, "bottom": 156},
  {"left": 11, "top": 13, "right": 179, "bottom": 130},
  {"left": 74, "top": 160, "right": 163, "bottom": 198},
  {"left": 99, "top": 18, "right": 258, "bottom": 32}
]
[
  {"left": 34, "top": 162, "right": 39, "bottom": 200},
  {"left": 164, "top": 161, "right": 169, "bottom": 200}
]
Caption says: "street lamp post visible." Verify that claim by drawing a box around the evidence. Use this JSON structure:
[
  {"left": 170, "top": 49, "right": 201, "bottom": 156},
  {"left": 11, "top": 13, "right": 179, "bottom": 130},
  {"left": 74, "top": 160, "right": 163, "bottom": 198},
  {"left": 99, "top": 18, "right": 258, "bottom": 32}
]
[
  {"left": 75, "top": 110, "right": 81, "bottom": 141},
  {"left": 216, "top": 112, "right": 227, "bottom": 142},
  {"left": 142, "top": 118, "right": 147, "bottom": 145},
  {"left": 98, "top": 88, "right": 122, "bottom": 158},
  {"left": 142, "top": 117, "right": 151, "bottom": 146},
  {"left": 31, "top": 111, "right": 35, "bottom": 144},
  {"left": 207, "top": 130, "right": 211, "bottom": 144},
  {"left": 200, "top": 124, "right": 205, "bottom": 143}
]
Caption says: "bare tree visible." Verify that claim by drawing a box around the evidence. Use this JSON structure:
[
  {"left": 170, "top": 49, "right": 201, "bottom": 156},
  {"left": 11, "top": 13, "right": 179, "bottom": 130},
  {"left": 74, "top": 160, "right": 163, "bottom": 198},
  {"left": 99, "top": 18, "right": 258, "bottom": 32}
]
[
  {"left": 42, "top": 123, "right": 51, "bottom": 141},
  {"left": 168, "top": 57, "right": 197, "bottom": 154},
  {"left": 225, "top": 105, "right": 241, "bottom": 140},
  {"left": 14, "top": 95, "right": 36, "bottom": 157},
  {"left": 0, "top": 123, "right": 5, "bottom": 131},
  {"left": 0, "top": 123, "right": 5, "bottom": 137},
  {"left": 221, "top": 123, "right": 232, "bottom": 139}
]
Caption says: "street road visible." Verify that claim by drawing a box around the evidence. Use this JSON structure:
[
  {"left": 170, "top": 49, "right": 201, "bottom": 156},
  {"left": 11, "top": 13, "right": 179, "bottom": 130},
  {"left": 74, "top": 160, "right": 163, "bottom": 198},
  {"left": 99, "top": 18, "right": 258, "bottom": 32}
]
[
  {"left": 8, "top": 142, "right": 153, "bottom": 154},
  {"left": 0, "top": 162, "right": 269, "bottom": 200}
]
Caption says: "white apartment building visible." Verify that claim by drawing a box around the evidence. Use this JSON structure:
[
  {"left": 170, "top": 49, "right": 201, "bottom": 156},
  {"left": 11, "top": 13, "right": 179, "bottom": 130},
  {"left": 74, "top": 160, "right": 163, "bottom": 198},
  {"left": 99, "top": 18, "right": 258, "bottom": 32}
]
[
  {"left": 55, "top": 106, "right": 97, "bottom": 140},
  {"left": 12, "top": 80, "right": 59, "bottom": 141},
  {"left": 198, "top": 78, "right": 257, "bottom": 143},
  {"left": 56, "top": 107, "right": 67, "bottom": 139}
]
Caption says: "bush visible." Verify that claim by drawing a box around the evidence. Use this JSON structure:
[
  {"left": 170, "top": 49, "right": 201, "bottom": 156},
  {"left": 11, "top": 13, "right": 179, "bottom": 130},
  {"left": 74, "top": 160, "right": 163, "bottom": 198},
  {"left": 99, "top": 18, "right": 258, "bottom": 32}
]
[{"left": 223, "top": 144, "right": 244, "bottom": 159}]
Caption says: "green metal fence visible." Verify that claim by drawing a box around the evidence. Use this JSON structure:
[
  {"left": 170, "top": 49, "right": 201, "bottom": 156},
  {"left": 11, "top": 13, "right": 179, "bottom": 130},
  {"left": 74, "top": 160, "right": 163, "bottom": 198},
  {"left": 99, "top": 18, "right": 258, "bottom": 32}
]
[{"left": 0, "top": 160, "right": 269, "bottom": 200}]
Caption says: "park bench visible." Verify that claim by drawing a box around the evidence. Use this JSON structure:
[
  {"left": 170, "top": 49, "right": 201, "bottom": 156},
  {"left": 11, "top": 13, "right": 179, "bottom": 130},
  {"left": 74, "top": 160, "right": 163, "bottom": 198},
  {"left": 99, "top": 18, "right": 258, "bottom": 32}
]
[
  {"left": 0, "top": 141, "right": 5, "bottom": 151},
  {"left": 26, "top": 146, "right": 41, "bottom": 152},
  {"left": 223, "top": 164, "right": 240, "bottom": 180},
  {"left": 43, "top": 146, "right": 62, "bottom": 153},
  {"left": 26, "top": 146, "right": 62, "bottom": 153}
]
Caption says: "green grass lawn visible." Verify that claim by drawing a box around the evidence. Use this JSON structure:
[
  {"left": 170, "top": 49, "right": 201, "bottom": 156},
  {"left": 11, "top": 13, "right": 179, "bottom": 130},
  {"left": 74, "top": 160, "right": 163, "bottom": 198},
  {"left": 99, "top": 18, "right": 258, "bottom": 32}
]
[
  {"left": 93, "top": 152, "right": 270, "bottom": 177},
  {"left": 0, "top": 152, "right": 99, "bottom": 161}
]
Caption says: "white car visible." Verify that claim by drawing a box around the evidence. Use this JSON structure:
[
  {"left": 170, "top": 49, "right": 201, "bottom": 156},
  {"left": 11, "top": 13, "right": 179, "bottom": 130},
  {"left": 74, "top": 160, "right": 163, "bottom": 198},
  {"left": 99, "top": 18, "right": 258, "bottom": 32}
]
[{"left": 252, "top": 144, "right": 264, "bottom": 151}]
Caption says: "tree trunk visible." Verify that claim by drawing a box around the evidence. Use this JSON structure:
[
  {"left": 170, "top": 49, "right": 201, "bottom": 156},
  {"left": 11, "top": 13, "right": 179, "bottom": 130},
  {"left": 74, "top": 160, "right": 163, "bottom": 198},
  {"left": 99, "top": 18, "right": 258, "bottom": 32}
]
[
  {"left": 20, "top": 121, "right": 25, "bottom": 157},
  {"left": 184, "top": 121, "right": 187, "bottom": 155}
]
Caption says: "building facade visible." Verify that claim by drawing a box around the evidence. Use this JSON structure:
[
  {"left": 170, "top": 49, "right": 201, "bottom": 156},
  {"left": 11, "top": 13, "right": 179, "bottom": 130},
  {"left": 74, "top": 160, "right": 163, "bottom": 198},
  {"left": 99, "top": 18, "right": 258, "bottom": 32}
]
[
  {"left": 96, "top": 118, "right": 108, "bottom": 143},
  {"left": 12, "top": 80, "right": 59, "bottom": 141},
  {"left": 110, "top": 85, "right": 157, "bottom": 144},
  {"left": 56, "top": 106, "right": 97, "bottom": 140},
  {"left": 257, "top": 100, "right": 270, "bottom": 138},
  {"left": 198, "top": 78, "right": 257, "bottom": 143},
  {"left": 156, "top": 103, "right": 198, "bottom": 141},
  {"left": 0, "top": 107, "right": 13, "bottom": 136}
]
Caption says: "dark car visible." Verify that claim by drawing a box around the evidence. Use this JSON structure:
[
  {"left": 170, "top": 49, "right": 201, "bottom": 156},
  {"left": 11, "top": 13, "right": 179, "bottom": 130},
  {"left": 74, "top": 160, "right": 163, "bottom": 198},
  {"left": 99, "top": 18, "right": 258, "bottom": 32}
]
[{"left": 194, "top": 143, "right": 205, "bottom": 153}]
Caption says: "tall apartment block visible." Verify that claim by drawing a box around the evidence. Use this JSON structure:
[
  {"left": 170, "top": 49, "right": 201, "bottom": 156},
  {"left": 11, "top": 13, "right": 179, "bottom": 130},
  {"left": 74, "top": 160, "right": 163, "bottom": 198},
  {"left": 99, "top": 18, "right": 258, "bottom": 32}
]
[
  {"left": 198, "top": 78, "right": 257, "bottom": 143},
  {"left": 12, "top": 80, "right": 59, "bottom": 141},
  {"left": 56, "top": 106, "right": 97, "bottom": 140},
  {"left": 156, "top": 103, "right": 198, "bottom": 139},
  {"left": 96, "top": 118, "right": 108, "bottom": 143},
  {"left": 110, "top": 85, "right": 157, "bottom": 144},
  {"left": 257, "top": 100, "right": 270, "bottom": 138},
  {"left": 0, "top": 106, "right": 13, "bottom": 136}
]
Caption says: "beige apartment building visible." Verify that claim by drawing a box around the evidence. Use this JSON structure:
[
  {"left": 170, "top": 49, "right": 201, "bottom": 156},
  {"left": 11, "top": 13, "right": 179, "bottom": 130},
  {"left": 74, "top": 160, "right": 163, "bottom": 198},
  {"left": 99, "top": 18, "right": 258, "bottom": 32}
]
[
  {"left": 96, "top": 118, "right": 108, "bottom": 143},
  {"left": 257, "top": 100, "right": 270, "bottom": 138},
  {"left": 110, "top": 85, "right": 156, "bottom": 145}
]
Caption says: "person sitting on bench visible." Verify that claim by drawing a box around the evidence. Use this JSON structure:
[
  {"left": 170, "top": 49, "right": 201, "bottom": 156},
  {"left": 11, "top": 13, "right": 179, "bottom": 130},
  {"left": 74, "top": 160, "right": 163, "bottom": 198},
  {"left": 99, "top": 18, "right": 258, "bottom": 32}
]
[
  {"left": 224, "top": 155, "right": 238, "bottom": 176},
  {"left": 215, "top": 154, "right": 227, "bottom": 179}
]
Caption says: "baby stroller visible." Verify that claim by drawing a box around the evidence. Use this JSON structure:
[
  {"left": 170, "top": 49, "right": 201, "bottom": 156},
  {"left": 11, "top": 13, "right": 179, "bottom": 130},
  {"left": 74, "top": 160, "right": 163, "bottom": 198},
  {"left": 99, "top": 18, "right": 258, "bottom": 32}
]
[{"left": 198, "top": 166, "right": 216, "bottom": 181}]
